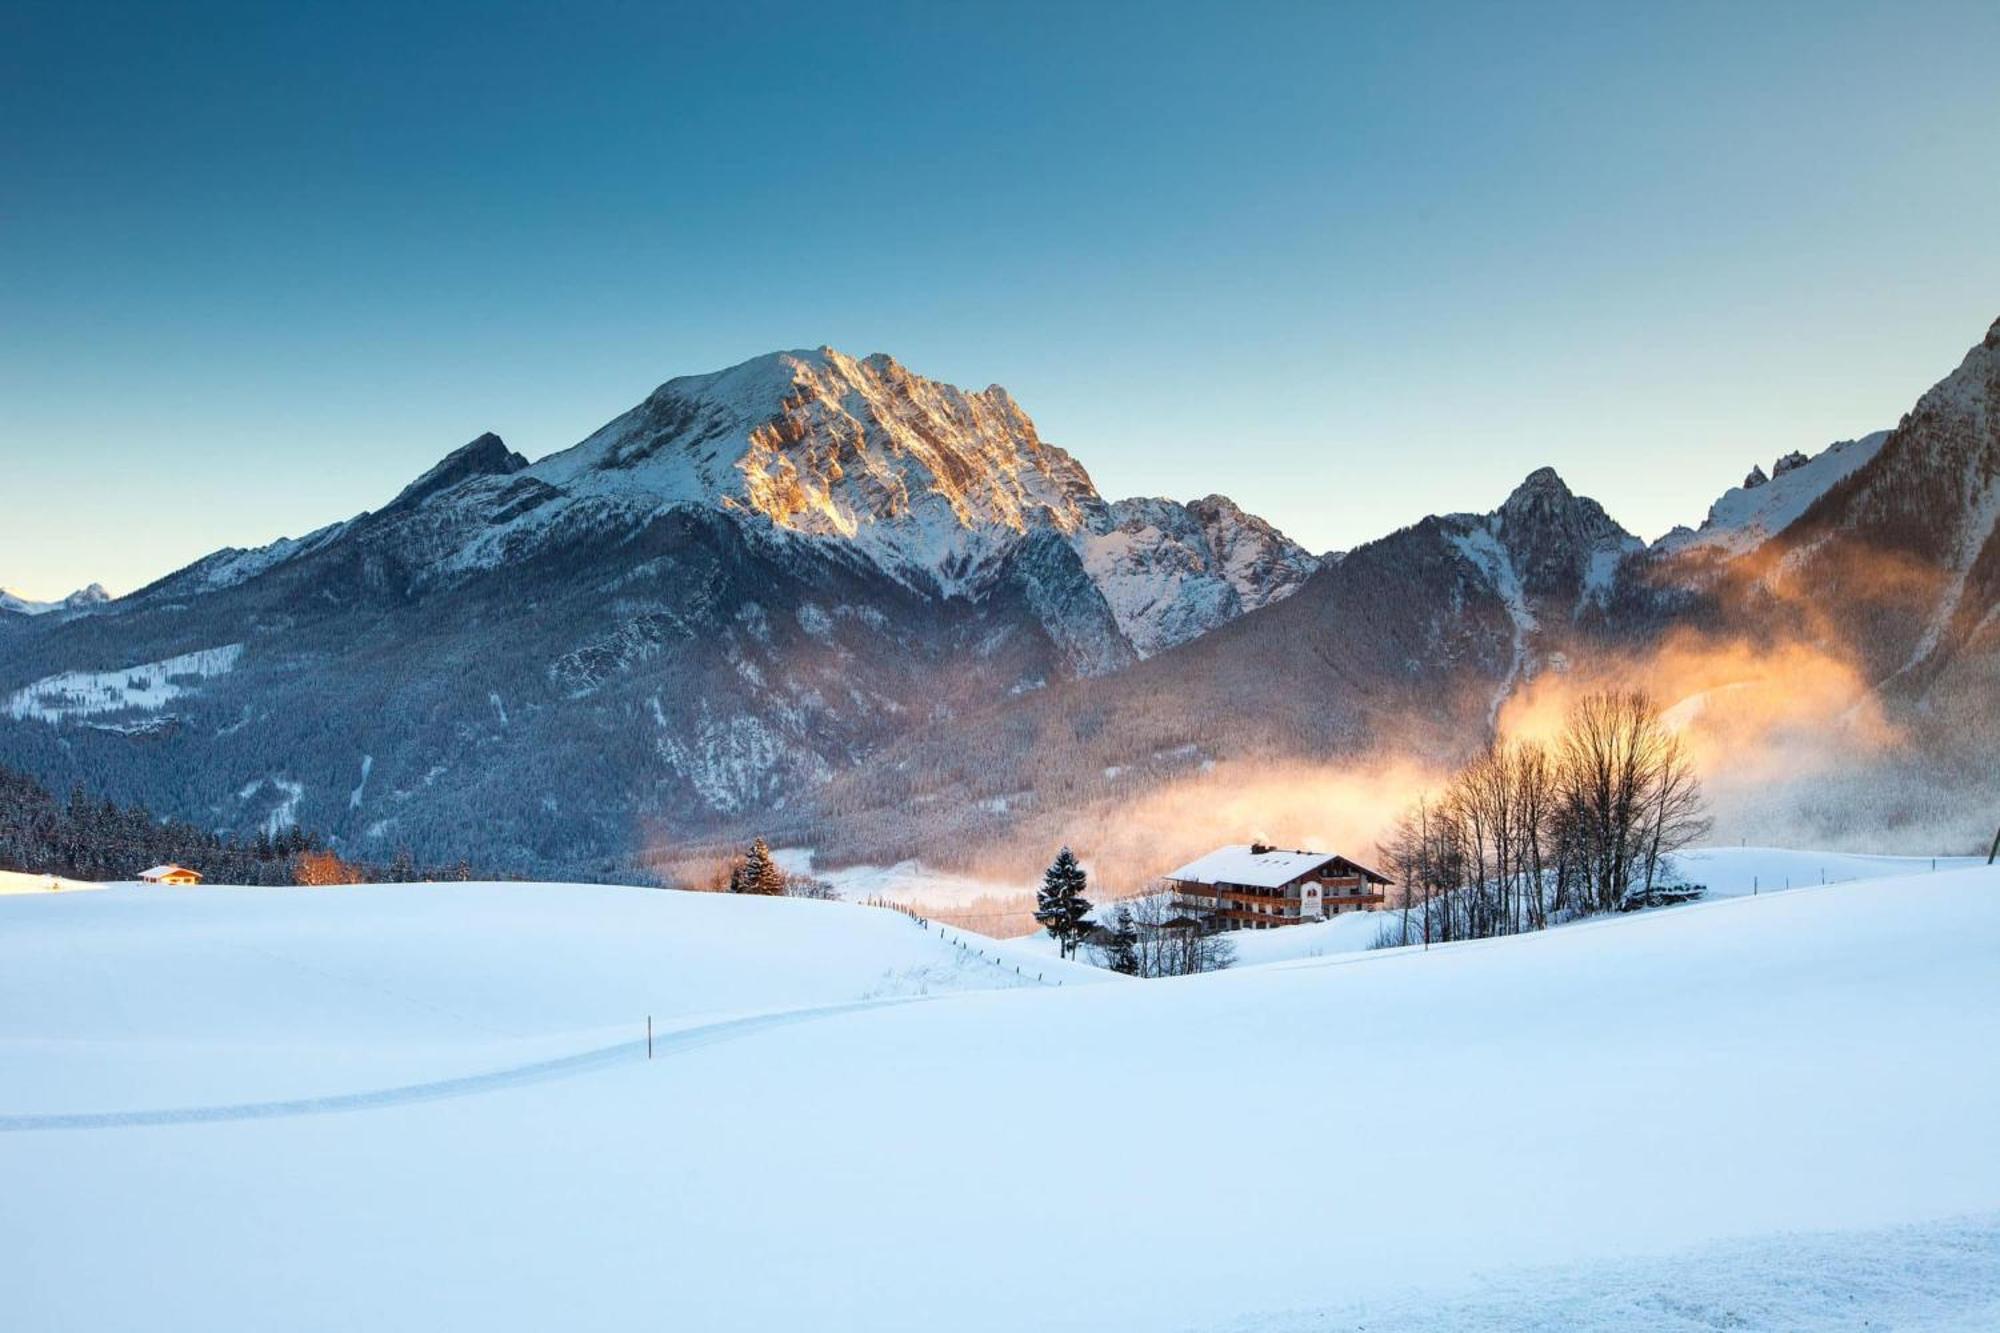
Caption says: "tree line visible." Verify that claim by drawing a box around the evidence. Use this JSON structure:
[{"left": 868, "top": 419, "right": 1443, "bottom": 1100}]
[
  {"left": 0, "top": 763, "right": 478, "bottom": 886},
  {"left": 1379, "top": 689, "right": 1710, "bottom": 946}
]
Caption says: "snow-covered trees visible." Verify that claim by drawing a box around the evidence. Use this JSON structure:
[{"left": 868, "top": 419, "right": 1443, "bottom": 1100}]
[
  {"left": 730, "top": 838, "right": 788, "bottom": 895},
  {"left": 0, "top": 764, "right": 371, "bottom": 886},
  {"left": 1101, "top": 893, "right": 1235, "bottom": 977},
  {"left": 1099, "top": 904, "right": 1141, "bottom": 975},
  {"left": 1383, "top": 689, "right": 1710, "bottom": 943},
  {"left": 1034, "top": 847, "right": 1093, "bottom": 958}
]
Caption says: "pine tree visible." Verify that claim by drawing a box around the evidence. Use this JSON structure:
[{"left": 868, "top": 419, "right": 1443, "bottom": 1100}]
[
  {"left": 1035, "top": 846, "right": 1093, "bottom": 959},
  {"left": 734, "top": 838, "right": 786, "bottom": 895},
  {"left": 1102, "top": 904, "right": 1141, "bottom": 975}
]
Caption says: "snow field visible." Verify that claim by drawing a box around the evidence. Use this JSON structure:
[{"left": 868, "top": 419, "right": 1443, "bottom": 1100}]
[
  {"left": 0, "top": 881, "right": 1104, "bottom": 1114},
  {"left": 2, "top": 864, "right": 1997, "bottom": 1330}
]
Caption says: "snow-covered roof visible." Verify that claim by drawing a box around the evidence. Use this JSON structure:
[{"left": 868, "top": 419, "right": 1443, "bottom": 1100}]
[
  {"left": 1164, "top": 845, "right": 1387, "bottom": 889},
  {"left": 138, "top": 864, "right": 199, "bottom": 881}
]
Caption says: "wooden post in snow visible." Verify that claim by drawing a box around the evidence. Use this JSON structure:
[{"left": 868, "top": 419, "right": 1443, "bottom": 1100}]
[
  {"left": 647, "top": 1015, "right": 653, "bottom": 1060},
  {"left": 1988, "top": 825, "right": 1999, "bottom": 866}
]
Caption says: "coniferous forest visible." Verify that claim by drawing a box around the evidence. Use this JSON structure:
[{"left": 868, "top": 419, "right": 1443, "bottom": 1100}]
[{"left": 0, "top": 764, "right": 473, "bottom": 885}]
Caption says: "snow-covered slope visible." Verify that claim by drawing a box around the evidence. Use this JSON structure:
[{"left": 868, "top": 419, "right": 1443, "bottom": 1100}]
[
  {"left": 5, "top": 643, "right": 243, "bottom": 723},
  {"left": 0, "top": 881, "right": 1107, "bottom": 1114},
  {"left": 3, "top": 866, "right": 1996, "bottom": 1330},
  {"left": 1083, "top": 845, "right": 1991, "bottom": 972},
  {"left": 1656, "top": 431, "right": 1890, "bottom": 556}
]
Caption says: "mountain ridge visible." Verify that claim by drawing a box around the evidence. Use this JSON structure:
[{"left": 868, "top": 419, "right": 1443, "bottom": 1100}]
[{"left": 3, "top": 322, "right": 1995, "bottom": 879}]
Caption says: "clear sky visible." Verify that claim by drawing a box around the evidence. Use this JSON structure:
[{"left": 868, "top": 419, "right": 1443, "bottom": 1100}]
[{"left": 4, "top": 0, "right": 1997, "bottom": 599}]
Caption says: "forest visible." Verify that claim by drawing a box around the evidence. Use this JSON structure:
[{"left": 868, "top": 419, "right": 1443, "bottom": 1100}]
[{"left": 0, "top": 763, "right": 474, "bottom": 885}]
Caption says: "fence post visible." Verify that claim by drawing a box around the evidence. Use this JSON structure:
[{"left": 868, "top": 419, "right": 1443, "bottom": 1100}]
[{"left": 647, "top": 1015, "right": 653, "bottom": 1060}]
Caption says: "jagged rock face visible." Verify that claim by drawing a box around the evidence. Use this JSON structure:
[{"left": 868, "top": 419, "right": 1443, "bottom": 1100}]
[
  {"left": 1772, "top": 316, "right": 2000, "bottom": 684},
  {"left": 1488, "top": 467, "right": 1639, "bottom": 602},
  {"left": 1077, "top": 494, "right": 1321, "bottom": 656},
  {"left": 1744, "top": 465, "right": 1770, "bottom": 490},
  {"left": 384, "top": 432, "right": 528, "bottom": 513},
  {"left": 531, "top": 348, "right": 1106, "bottom": 594}
]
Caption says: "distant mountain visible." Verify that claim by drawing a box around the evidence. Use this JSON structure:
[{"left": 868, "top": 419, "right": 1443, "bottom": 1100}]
[
  {"left": 802, "top": 463, "right": 1655, "bottom": 873},
  {"left": 1, "top": 583, "right": 109, "bottom": 618},
  {"left": 0, "top": 349, "right": 1316, "bottom": 875},
  {"left": 1655, "top": 432, "right": 1891, "bottom": 559},
  {"left": 803, "top": 319, "right": 2000, "bottom": 878}
]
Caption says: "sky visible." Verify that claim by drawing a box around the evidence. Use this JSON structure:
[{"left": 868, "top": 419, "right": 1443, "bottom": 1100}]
[{"left": 3, "top": 0, "right": 1998, "bottom": 599}]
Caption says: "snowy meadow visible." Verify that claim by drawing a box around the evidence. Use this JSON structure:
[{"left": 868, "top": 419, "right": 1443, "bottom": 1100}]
[{"left": 3, "top": 855, "right": 1997, "bottom": 1331}]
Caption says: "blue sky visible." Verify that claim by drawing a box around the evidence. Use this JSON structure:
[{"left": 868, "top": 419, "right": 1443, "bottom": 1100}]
[{"left": 4, "top": 0, "right": 1997, "bottom": 598}]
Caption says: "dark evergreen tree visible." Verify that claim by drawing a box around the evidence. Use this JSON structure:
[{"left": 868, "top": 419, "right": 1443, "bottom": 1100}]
[
  {"left": 732, "top": 837, "right": 786, "bottom": 895},
  {"left": 1035, "top": 846, "right": 1093, "bottom": 958}
]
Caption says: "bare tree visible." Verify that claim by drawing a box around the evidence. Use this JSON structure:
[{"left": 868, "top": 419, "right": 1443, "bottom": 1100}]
[{"left": 1382, "top": 689, "right": 1708, "bottom": 942}]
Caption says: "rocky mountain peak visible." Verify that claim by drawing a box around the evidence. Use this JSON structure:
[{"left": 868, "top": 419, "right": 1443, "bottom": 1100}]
[
  {"left": 1496, "top": 467, "right": 1619, "bottom": 541},
  {"left": 388, "top": 432, "right": 529, "bottom": 512},
  {"left": 524, "top": 346, "right": 1102, "bottom": 593},
  {"left": 1505, "top": 465, "right": 1570, "bottom": 501},
  {"left": 1487, "top": 467, "right": 1636, "bottom": 601}
]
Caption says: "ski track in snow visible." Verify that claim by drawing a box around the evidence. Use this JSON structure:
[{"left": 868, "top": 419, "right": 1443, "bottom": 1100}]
[{"left": 0, "top": 997, "right": 921, "bottom": 1133}]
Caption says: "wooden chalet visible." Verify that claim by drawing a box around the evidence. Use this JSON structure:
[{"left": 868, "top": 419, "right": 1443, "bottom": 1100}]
[
  {"left": 1164, "top": 843, "right": 1389, "bottom": 930},
  {"left": 137, "top": 864, "right": 202, "bottom": 886}
]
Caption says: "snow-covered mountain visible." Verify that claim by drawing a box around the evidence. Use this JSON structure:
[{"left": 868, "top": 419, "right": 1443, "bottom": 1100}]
[
  {"left": 0, "top": 583, "right": 109, "bottom": 618},
  {"left": 154, "top": 347, "right": 1316, "bottom": 655},
  {"left": 1655, "top": 431, "right": 1891, "bottom": 557},
  {"left": 1079, "top": 494, "right": 1321, "bottom": 655},
  {"left": 813, "top": 318, "right": 2000, "bottom": 874},
  {"left": 0, "top": 349, "right": 1317, "bottom": 871},
  {"left": 5, "top": 322, "right": 1997, "bottom": 878}
]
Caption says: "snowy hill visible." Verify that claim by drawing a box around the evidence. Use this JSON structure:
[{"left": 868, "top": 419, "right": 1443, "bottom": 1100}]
[
  {"left": 3, "top": 864, "right": 1997, "bottom": 1330},
  {"left": 0, "top": 881, "right": 1106, "bottom": 1116}
]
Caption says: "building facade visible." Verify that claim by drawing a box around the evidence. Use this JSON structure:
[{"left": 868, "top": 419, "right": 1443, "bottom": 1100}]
[{"left": 1164, "top": 844, "right": 1389, "bottom": 930}]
